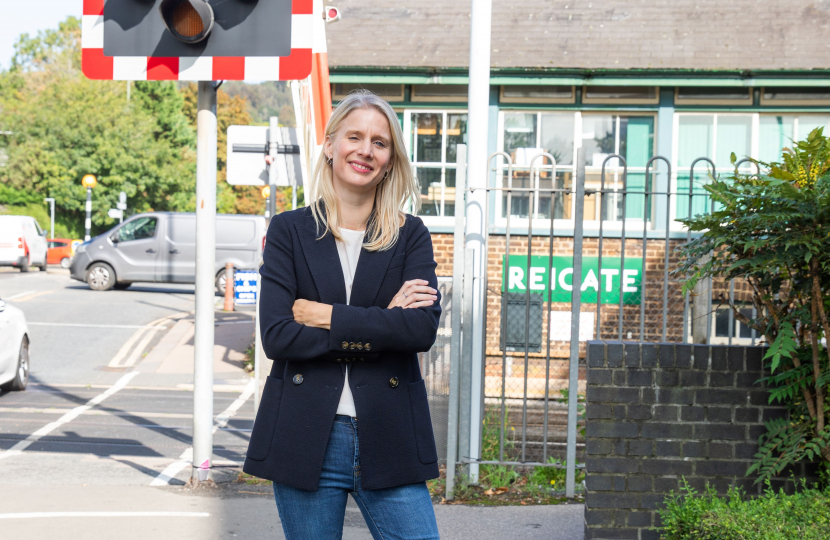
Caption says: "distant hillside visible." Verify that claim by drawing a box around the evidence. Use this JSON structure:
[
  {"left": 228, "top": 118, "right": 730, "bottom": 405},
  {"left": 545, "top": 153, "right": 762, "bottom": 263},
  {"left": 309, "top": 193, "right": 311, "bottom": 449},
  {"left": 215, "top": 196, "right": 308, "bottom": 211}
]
[{"left": 222, "top": 81, "right": 295, "bottom": 127}]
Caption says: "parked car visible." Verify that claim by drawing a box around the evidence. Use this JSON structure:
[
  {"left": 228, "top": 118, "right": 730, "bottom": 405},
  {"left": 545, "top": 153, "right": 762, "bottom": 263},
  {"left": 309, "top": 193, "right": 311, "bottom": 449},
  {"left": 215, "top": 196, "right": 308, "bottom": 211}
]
[
  {"left": 0, "top": 297, "right": 29, "bottom": 392},
  {"left": 47, "top": 238, "right": 79, "bottom": 268},
  {"left": 0, "top": 215, "right": 48, "bottom": 272},
  {"left": 69, "top": 212, "right": 266, "bottom": 293}
]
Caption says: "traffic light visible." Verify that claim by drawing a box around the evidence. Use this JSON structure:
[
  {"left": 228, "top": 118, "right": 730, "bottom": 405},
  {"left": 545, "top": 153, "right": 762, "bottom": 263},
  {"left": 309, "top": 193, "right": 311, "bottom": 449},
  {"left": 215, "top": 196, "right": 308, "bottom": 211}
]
[
  {"left": 159, "top": 0, "right": 215, "bottom": 44},
  {"left": 103, "top": 0, "right": 292, "bottom": 58},
  {"left": 82, "top": 0, "right": 314, "bottom": 81}
]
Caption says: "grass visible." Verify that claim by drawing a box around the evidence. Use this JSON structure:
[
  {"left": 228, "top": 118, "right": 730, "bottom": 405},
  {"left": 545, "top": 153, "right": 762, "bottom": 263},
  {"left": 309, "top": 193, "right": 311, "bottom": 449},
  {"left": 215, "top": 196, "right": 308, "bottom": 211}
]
[{"left": 438, "top": 395, "right": 585, "bottom": 505}]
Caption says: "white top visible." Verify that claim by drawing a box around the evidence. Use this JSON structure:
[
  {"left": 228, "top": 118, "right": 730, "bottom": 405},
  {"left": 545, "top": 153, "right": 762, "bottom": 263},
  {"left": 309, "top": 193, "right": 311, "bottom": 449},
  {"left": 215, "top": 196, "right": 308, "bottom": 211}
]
[{"left": 334, "top": 228, "right": 365, "bottom": 417}]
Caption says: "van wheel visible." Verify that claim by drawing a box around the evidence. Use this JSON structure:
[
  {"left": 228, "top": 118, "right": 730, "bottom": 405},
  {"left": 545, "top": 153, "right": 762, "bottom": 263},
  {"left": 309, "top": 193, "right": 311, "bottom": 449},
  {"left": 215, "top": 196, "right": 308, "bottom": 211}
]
[
  {"left": 38, "top": 252, "right": 47, "bottom": 271},
  {"left": 19, "top": 254, "right": 30, "bottom": 273},
  {"left": 1, "top": 336, "right": 28, "bottom": 392},
  {"left": 60, "top": 257, "right": 71, "bottom": 268},
  {"left": 86, "top": 262, "right": 116, "bottom": 291},
  {"left": 215, "top": 269, "right": 231, "bottom": 297}
]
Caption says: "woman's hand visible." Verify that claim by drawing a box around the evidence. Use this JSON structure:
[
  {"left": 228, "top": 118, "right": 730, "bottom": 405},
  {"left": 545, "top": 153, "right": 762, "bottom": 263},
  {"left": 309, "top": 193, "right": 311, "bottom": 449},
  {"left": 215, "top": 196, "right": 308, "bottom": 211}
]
[
  {"left": 387, "top": 279, "right": 437, "bottom": 310},
  {"left": 292, "top": 299, "right": 333, "bottom": 330}
]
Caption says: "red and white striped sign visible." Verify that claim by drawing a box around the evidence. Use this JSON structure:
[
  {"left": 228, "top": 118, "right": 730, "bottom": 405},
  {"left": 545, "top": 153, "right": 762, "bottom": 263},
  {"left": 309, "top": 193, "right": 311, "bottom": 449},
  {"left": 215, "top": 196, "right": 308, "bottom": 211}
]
[{"left": 82, "top": 0, "right": 314, "bottom": 81}]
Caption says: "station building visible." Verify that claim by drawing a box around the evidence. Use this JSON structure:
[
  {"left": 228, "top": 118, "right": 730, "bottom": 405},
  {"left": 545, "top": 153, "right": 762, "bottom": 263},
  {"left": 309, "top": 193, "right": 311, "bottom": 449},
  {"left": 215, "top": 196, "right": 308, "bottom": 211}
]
[{"left": 325, "top": 0, "right": 830, "bottom": 389}]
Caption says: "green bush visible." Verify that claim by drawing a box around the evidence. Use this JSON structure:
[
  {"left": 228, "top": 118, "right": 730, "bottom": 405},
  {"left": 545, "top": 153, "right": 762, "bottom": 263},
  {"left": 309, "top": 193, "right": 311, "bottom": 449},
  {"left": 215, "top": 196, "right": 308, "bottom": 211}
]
[{"left": 659, "top": 480, "right": 830, "bottom": 540}]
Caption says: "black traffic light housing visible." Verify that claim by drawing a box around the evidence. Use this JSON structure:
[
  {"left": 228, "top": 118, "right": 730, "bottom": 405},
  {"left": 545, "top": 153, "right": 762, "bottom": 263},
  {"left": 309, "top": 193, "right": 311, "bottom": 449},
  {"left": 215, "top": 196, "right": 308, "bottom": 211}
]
[
  {"left": 159, "top": 0, "right": 215, "bottom": 44},
  {"left": 104, "top": 0, "right": 292, "bottom": 57}
]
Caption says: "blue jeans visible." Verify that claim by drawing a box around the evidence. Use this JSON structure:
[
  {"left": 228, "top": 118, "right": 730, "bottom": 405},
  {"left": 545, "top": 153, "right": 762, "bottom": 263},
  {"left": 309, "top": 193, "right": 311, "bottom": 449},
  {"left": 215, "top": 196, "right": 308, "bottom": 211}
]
[{"left": 273, "top": 415, "right": 439, "bottom": 540}]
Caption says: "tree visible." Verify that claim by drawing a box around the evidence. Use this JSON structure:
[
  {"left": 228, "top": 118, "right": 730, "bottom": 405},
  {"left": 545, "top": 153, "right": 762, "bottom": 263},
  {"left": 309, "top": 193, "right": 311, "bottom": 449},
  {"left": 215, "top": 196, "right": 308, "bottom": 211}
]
[
  {"left": 0, "top": 17, "right": 197, "bottom": 236},
  {"left": 677, "top": 129, "right": 830, "bottom": 483}
]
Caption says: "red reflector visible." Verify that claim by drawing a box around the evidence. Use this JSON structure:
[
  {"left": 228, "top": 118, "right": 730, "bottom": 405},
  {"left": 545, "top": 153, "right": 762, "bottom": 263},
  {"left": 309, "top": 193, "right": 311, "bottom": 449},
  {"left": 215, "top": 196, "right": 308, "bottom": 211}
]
[
  {"left": 328, "top": 8, "right": 338, "bottom": 18},
  {"left": 17, "top": 237, "right": 23, "bottom": 249}
]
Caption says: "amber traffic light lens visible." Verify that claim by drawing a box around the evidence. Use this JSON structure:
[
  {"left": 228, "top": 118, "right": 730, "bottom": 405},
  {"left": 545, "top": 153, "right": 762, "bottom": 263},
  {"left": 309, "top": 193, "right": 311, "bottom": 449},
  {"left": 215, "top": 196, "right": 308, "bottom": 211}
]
[{"left": 172, "top": 2, "right": 204, "bottom": 38}]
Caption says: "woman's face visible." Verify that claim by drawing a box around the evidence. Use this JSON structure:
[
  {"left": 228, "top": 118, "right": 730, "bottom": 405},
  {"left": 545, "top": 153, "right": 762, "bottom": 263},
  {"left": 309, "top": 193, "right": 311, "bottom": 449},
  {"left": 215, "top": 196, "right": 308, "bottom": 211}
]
[{"left": 325, "top": 107, "right": 393, "bottom": 195}]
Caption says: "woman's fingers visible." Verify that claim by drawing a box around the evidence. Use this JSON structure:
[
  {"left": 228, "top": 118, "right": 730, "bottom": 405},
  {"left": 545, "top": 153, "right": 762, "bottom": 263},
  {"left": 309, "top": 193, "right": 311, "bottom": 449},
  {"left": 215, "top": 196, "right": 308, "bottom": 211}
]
[
  {"left": 402, "top": 300, "right": 435, "bottom": 309},
  {"left": 387, "top": 280, "right": 438, "bottom": 309}
]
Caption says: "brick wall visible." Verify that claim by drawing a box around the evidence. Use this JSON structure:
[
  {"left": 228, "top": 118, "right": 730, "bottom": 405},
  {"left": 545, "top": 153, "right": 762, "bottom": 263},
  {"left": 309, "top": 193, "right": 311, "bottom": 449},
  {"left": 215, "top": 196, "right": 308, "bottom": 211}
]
[{"left": 583, "top": 341, "right": 818, "bottom": 540}]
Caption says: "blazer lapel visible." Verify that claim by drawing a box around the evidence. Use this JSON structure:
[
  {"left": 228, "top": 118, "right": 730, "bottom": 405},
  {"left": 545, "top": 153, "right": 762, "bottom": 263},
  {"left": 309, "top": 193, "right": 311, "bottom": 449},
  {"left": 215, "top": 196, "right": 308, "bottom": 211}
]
[
  {"left": 294, "top": 211, "right": 347, "bottom": 305},
  {"left": 349, "top": 231, "right": 397, "bottom": 308}
]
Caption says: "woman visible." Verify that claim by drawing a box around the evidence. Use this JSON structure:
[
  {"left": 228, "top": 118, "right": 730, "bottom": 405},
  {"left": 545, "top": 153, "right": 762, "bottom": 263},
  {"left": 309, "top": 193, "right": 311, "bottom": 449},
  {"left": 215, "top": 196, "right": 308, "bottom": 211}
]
[{"left": 244, "top": 90, "right": 442, "bottom": 540}]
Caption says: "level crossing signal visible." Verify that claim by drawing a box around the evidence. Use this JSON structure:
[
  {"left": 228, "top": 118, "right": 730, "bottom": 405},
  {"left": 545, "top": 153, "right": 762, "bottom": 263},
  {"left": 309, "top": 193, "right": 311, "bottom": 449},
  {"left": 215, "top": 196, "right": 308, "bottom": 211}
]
[{"left": 82, "top": 0, "right": 314, "bottom": 81}]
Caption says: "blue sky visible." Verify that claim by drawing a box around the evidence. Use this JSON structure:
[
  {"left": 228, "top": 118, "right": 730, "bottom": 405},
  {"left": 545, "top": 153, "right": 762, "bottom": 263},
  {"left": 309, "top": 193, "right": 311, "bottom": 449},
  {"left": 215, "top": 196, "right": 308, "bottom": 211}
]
[{"left": 0, "top": 0, "right": 82, "bottom": 70}]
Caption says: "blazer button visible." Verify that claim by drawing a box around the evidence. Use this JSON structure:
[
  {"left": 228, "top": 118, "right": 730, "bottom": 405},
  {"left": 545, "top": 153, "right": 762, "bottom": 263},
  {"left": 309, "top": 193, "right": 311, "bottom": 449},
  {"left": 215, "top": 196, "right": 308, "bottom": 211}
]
[
  {"left": 293, "top": 374, "right": 304, "bottom": 385},
  {"left": 356, "top": 342, "right": 364, "bottom": 351},
  {"left": 389, "top": 377, "right": 399, "bottom": 388},
  {"left": 341, "top": 341, "right": 349, "bottom": 350},
  {"left": 335, "top": 358, "right": 342, "bottom": 363},
  {"left": 364, "top": 343, "right": 372, "bottom": 351},
  {"left": 349, "top": 342, "right": 356, "bottom": 350}
]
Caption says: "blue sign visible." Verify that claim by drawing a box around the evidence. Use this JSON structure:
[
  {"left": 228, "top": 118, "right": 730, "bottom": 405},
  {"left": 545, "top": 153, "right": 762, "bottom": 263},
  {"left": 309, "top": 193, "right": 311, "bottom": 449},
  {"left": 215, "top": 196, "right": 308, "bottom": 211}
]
[{"left": 234, "top": 271, "right": 259, "bottom": 305}]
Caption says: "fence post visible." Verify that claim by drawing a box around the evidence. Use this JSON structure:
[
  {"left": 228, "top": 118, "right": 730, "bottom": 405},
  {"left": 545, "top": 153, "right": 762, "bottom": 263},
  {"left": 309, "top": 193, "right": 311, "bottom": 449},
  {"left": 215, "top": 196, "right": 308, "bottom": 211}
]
[
  {"left": 566, "top": 147, "right": 586, "bottom": 498},
  {"left": 445, "top": 145, "right": 467, "bottom": 500}
]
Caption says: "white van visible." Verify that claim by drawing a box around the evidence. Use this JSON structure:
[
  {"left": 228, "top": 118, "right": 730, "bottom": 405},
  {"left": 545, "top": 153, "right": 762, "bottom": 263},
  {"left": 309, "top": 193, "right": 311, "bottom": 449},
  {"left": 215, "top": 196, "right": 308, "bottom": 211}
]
[
  {"left": 69, "top": 212, "right": 266, "bottom": 293},
  {"left": 0, "top": 215, "right": 49, "bottom": 272}
]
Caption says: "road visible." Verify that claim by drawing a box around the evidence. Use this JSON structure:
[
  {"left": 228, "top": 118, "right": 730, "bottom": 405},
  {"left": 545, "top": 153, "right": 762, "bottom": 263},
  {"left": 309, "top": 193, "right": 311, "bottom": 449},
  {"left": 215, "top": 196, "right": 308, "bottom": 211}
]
[{"left": 0, "top": 268, "right": 584, "bottom": 540}]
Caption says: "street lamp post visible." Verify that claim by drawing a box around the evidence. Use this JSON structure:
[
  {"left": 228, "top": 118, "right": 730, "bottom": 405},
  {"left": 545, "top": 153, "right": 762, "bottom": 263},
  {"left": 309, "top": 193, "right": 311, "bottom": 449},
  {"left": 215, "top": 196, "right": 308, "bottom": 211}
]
[
  {"left": 81, "top": 175, "right": 97, "bottom": 241},
  {"left": 44, "top": 198, "right": 55, "bottom": 239}
]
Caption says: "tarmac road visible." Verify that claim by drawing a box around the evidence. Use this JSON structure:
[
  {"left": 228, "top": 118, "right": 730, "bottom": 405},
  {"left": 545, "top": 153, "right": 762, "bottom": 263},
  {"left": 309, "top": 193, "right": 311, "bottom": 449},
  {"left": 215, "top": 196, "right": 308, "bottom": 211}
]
[{"left": 0, "top": 268, "right": 584, "bottom": 539}]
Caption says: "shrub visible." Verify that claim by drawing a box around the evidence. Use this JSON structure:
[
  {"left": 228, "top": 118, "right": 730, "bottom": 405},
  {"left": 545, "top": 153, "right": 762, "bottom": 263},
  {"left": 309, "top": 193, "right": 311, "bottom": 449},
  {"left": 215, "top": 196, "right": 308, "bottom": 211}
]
[
  {"left": 676, "top": 128, "right": 830, "bottom": 482},
  {"left": 659, "top": 480, "right": 830, "bottom": 540}
]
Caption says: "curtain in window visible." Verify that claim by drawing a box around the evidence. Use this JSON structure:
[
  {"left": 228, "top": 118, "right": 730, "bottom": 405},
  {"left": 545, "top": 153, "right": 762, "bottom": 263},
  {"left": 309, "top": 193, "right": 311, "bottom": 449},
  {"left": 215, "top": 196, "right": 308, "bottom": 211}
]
[{"left": 676, "top": 116, "right": 714, "bottom": 220}]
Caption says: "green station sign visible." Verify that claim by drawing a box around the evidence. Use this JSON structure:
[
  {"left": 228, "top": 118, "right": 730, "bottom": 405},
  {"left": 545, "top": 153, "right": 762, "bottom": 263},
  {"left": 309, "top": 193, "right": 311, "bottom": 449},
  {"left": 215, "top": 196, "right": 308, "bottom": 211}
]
[{"left": 502, "top": 255, "right": 643, "bottom": 305}]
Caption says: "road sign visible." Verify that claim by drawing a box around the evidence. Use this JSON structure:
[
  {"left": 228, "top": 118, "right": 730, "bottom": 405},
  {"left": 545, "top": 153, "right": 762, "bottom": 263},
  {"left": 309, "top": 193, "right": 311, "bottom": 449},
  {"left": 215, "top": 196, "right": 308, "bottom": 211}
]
[
  {"left": 82, "top": 0, "right": 313, "bottom": 81},
  {"left": 108, "top": 208, "right": 123, "bottom": 220},
  {"left": 234, "top": 271, "right": 259, "bottom": 306},
  {"left": 226, "top": 125, "right": 304, "bottom": 187}
]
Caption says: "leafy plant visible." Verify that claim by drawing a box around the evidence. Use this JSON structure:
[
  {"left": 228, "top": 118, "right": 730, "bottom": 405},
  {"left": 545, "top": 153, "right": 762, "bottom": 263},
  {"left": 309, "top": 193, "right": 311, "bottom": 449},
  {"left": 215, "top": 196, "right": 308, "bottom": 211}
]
[
  {"left": 528, "top": 456, "right": 584, "bottom": 490},
  {"left": 676, "top": 128, "right": 830, "bottom": 483},
  {"left": 659, "top": 479, "right": 830, "bottom": 540}
]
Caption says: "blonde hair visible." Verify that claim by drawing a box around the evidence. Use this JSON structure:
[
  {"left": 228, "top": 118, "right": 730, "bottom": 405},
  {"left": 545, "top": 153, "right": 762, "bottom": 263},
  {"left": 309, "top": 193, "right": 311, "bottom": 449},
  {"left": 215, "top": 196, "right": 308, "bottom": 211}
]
[{"left": 308, "top": 90, "right": 420, "bottom": 251}]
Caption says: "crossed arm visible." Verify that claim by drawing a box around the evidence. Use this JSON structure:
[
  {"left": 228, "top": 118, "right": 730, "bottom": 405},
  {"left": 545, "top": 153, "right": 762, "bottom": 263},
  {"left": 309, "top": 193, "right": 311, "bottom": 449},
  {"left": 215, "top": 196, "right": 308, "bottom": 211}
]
[{"left": 259, "top": 215, "right": 442, "bottom": 362}]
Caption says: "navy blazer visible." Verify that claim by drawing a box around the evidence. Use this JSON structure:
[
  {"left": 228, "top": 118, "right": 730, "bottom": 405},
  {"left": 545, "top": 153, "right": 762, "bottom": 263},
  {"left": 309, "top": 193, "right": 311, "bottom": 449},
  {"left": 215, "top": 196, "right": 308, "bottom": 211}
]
[{"left": 243, "top": 206, "right": 442, "bottom": 491}]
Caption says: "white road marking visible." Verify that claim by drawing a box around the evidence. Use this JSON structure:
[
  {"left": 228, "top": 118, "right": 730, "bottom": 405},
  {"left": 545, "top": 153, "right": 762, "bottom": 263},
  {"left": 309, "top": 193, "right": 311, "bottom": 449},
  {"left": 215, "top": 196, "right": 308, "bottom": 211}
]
[
  {"left": 27, "top": 322, "right": 169, "bottom": 330},
  {"left": 150, "top": 378, "right": 256, "bottom": 486},
  {"left": 0, "top": 512, "right": 209, "bottom": 519},
  {"left": 108, "top": 312, "right": 190, "bottom": 369},
  {"left": 0, "top": 371, "right": 139, "bottom": 461},
  {"left": 4, "top": 290, "right": 35, "bottom": 300},
  {"left": 215, "top": 320, "right": 255, "bottom": 325}
]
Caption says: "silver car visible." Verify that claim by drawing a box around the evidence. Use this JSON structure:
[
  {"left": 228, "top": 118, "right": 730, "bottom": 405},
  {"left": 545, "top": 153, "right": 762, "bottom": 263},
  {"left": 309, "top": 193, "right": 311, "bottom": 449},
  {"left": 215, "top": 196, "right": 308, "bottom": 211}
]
[{"left": 69, "top": 212, "right": 266, "bottom": 293}]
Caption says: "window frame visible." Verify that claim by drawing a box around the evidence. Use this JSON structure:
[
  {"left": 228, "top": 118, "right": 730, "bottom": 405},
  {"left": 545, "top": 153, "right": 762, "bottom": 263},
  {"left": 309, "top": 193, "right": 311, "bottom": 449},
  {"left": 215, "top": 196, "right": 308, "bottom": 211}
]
[
  {"left": 331, "top": 83, "right": 405, "bottom": 102},
  {"left": 674, "top": 87, "right": 753, "bottom": 106},
  {"left": 582, "top": 86, "right": 660, "bottom": 105},
  {"left": 403, "top": 108, "right": 468, "bottom": 226},
  {"left": 495, "top": 109, "right": 657, "bottom": 231},
  {"left": 760, "top": 87, "right": 830, "bottom": 106},
  {"left": 499, "top": 85, "right": 576, "bottom": 104},
  {"left": 410, "top": 85, "right": 468, "bottom": 103}
]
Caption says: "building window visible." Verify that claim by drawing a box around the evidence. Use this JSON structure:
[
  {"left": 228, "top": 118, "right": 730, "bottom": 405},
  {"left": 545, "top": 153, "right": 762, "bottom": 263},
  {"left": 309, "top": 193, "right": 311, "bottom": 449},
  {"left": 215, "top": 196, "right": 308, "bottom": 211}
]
[
  {"left": 674, "top": 113, "right": 830, "bottom": 222},
  {"left": 497, "top": 111, "right": 655, "bottom": 224},
  {"left": 411, "top": 85, "right": 468, "bottom": 103},
  {"left": 675, "top": 87, "right": 753, "bottom": 106},
  {"left": 582, "top": 114, "right": 655, "bottom": 222},
  {"left": 331, "top": 83, "right": 405, "bottom": 102},
  {"left": 760, "top": 87, "right": 830, "bottom": 106},
  {"left": 712, "top": 304, "right": 757, "bottom": 345},
  {"left": 500, "top": 85, "right": 575, "bottom": 104},
  {"left": 582, "top": 86, "right": 659, "bottom": 105},
  {"left": 406, "top": 110, "right": 468, "bottom": 218}
]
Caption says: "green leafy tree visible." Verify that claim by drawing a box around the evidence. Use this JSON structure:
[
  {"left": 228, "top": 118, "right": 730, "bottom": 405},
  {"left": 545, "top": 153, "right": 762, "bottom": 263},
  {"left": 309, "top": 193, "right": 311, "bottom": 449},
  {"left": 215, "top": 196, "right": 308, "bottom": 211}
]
[
  {"left": 0, "top": 17, "right": 196, "bottom": 236},
  {"left": 677, "top": 128, "right": 830, "bottom": 482}
]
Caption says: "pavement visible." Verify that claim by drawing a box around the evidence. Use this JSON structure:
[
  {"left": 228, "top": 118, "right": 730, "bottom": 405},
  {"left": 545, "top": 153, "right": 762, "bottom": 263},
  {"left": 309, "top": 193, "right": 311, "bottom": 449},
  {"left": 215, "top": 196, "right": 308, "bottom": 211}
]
[{"left": 0, "top": 267, "right": 585, "bottom": 539}]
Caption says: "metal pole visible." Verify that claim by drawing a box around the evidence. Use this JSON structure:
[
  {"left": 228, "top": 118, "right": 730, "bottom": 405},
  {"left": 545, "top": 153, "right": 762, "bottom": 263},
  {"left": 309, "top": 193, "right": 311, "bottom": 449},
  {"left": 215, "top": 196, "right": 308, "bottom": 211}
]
[
  {"left": 566, "top": 148, "right": 586, "bottom": 498},
  {"left": 44, "top": 198, "right": 55, "bottom": 239},
  {"left": 84, "top": 188, "right": 92, "bottom": 242},
  {"left": 268, "top": 117, "right": 279, "bottom": 220},
  {"left": 193, "top": 81, "right": 217, "bottom": 481},
  {"left": 445, "top": 144, "right": 467, "bottom": 500},
  {"left": 464, "top": 0, "right": 493, "bottom": 486}
]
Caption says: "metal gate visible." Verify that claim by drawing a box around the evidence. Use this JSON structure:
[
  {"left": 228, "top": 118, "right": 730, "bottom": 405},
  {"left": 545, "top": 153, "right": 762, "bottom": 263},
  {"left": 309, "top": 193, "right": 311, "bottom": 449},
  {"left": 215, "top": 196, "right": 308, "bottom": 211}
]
[{"left": 441, "top": 145, "right": 760, "bottom": 500}]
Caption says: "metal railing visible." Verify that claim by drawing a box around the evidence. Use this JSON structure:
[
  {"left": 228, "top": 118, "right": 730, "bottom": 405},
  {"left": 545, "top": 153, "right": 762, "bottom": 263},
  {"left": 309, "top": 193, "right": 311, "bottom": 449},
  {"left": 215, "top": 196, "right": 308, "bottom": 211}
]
[{"left": 442, "top": 146, "right": 762, "bottom": 500}]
